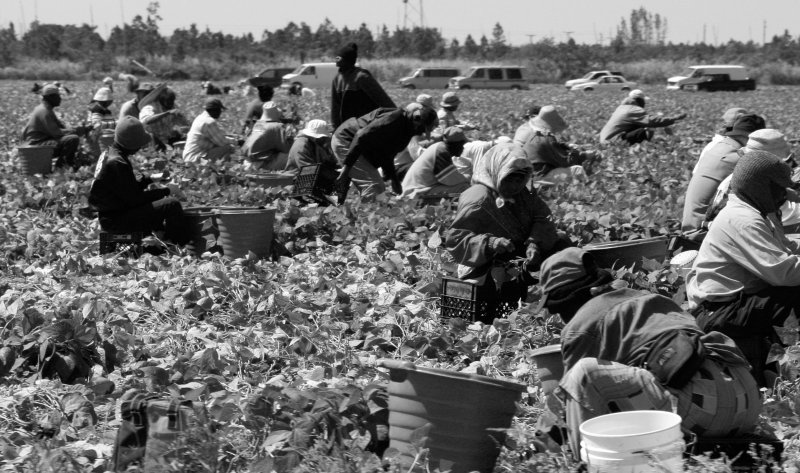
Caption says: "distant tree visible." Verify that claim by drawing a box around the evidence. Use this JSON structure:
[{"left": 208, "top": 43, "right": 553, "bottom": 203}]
[
  {"left": 374, "top": 25, "right": 393, "bottom": 58},
  {"left": 0, "top": 23, "right": 20, "bottom": 64},
  {"left": 448, "top": 38, "right": 461, "bottom": 59},
  {"left": 490, "top": 23, "right": 509, "bottom": 58},
  {"left": 479, "top": 35, "right": 489, "bottom": 59}
]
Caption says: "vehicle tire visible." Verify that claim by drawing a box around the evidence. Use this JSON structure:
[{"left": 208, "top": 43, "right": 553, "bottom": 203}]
[
  {"left": 403, "top": 84, "right": 416, "bottom": 90},
  {"left": 292, "top": 82, "right": 303, "bottom": 89},
  {"left": 459, "top": 85, "right": 471, "bottom": 90},
  {"left": 583, "top": 87, "right": 594, "bottom": 92},
  {"left": 621, "top": 87, "right": 631, "bottom": 91},
  {"left": 511, "top": 85, "right": 521, "bottom": 90}
]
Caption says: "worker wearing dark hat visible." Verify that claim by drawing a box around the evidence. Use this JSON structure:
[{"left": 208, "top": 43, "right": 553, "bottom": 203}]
[
  {"left": 21, "top": 83, "right": 87, "bottom": 168},
  {"left": 537, "top": 247, "right": 760, "bottom": 460},
  {"left": 330, "top": 42, "right": 396, "bottom": 129},
  {"left": 183, "top": 98, "right": 234, "bottom": 163},
  {"left": 119, "top": 82, "right": 154, "bottom": 121},
  {"left": 89, "top": 116, "right": 184, "bottom": 236}
]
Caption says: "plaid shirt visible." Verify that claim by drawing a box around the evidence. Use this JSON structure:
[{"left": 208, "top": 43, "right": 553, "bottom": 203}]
[{"left": 183, "top": 111, "right": 229, "bottom": 162}]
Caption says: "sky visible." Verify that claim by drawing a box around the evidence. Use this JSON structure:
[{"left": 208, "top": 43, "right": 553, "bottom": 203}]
[{"left": 5, "top": 0, "right": 800, "bottom": 46}]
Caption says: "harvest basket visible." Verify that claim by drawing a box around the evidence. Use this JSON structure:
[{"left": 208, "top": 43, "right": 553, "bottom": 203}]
[
  {"left": 215, "top": 207, "right": 276, "bottom": 259},
  {"left": 174, "top": 207, "right": 219, "bottom": 255},
  {"left": 292, "top": 164, "right": 349, "bottom": 205},
  {"left": 583, "top": 236, "right": 669, "bottom": 270},
  {"left": 439, "top": 277, "right": 518, "bottom": 322},
  {"left": 17, "top": 145, "right": 55, "bottom": 175},
  {"left": 99, "top": 231, "right": 143, "bottom": 256}
]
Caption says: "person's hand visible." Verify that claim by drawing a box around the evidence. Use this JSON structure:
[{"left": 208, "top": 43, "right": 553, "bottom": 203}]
[
  {"left": 490, "top": 237, "right": 515, "bottom": 255},
  {"left": 335, "top": 166, "right": 351, "bottom": 187},
  {"left": 674, "top": 113, "right": 688, "bottom": 121},
  {"left": 524, "top": 243, "right": 542, "bottom": 271},
  {"left": 166, "top": 182, "right": 185, "bottom": 200}
]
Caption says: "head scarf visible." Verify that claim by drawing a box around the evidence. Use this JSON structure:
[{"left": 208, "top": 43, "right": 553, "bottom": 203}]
[{"left": 471, "top": 142, "right": 532, "bottom": 208}]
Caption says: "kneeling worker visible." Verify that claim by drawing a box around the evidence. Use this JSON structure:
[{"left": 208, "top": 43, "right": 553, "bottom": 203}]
[{"left": 89, "top": 117, "right": 184, "bottom": 236}]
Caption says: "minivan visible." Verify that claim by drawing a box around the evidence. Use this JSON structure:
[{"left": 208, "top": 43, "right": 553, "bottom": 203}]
[
  {"left": 281, "top": 63, "right": 339, "bottom": 90},
  {"left": 449, "top": 66, "right": 529, "bottom": 90},
  {"left": 398, "top": 67, "right": 461, "bottom": 89}
]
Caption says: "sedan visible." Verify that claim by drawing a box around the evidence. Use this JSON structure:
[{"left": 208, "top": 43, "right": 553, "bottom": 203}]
[{"left": 570, "top": 75, "right": 637, "bottom": 92}]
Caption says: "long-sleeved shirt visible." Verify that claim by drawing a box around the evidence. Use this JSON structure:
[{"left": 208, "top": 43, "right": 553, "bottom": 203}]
[
  {"left": 334, "top": 108, "right": 415, "bottom": 177},
  {"left": 401, "top": 141, "right": 468, "bottom": 198},
  {"left": 118, "top": 99, "right": 140, "bottom": 121},
  {"left": 285, "top": 134, "right": 336, "bottom": 174},
  {"left": 241, "top": 120, "right": 291, "bottom": 162},
  {"left": 691, "top": 137, "right": 742, "bottom": 182},
  {"left": 686, "top": 194, "right": 800, "bottom": 308},
  {"left": 521, "top": 132, "right": 588, "bottom": 180},
  {"left": 89, "top": 148, "right": 169, "bottom": 215},
  {"left": 445, "top": 184, "right": 558, "bottom": 279},
  {"left": 242, "top": 99, "right": 264, "bottom": 133},
  {"left": 21, "top": 102, "right": 66, "bottom": 144},
  {"left": 331, "top": 67, "right": 396, "bottom": 128},
  {"left": 599, "top": 103, "right": 678, "bottom": 143},
  {"left": 183, "top": 111, "right": 230, "bottom": 163}
]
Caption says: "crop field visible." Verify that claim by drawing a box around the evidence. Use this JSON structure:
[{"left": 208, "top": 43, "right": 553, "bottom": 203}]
[{"left": 2, "top": 80, "right": 800, "bottom": 471}]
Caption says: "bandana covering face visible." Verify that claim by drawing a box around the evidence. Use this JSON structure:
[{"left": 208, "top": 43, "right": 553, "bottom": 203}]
[{"left": 471, "top": 143, "right": 533, "bottom": 208}]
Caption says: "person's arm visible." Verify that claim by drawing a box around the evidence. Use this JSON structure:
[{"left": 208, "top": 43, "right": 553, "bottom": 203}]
[
  {"left": 106, "top": 160, "right": 167, "bottom": 208},
  {"left": 41, "top": 108, "right": 65, "bottom": 139},
  {"left": 343, "top": 113, "right": 396, "bottom": 167},
  {"left": 359, "top": 72, "right": 396, "bottom": 109},
  {"left": 727, "top": 217, "right": 800, "bottom": 286},
  {"left": 203, "top": 120, "right": 231, "bottom": 148},
  {"left": 527, "top": 191, "right": 560, "bottom": 253},
  {"left": 643, "top": 112, "right": 687, "bottom": 129}
]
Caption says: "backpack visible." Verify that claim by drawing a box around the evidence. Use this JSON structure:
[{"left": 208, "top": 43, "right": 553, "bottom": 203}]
[{"left": 112, "top": 389, "right": 218, "bottom": 472}]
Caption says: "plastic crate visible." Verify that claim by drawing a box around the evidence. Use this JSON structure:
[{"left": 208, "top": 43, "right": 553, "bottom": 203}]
[
  {"left": 687, "top": 433, "right": 783, "bottom": 472},
  {"left": 99, "top": 231, "right": 143, "bottom": 256},
  {"left": 292, "top": 164, "right": 349, "bottom": 205},
  {"left": 439, "top": 277, "right": 518, "bottom": 323}
]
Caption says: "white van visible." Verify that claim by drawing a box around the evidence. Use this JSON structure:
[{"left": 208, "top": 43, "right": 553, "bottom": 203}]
[
  {"left": 398, "top": 67, "right": 461, "bottom": 89},
  {"left": 281, "top": 63, "right": 338, "bottom": 90}
]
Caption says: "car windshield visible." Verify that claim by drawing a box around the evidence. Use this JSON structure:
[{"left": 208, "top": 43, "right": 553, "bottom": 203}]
[
  {"left": 583, "top": 72, "right": 596, "bottom": 79},
  {"left": 291, "top": 65, "right": 307, "bottom": 75},
  {"left": 467, "top": 67, "right": 481, "bottom": 78},
  {"left": 682, "top": 68, "right": 702, "bottom": 77},
  {"left": 413, "top": 69, "right": 423, "bottom": 77}
]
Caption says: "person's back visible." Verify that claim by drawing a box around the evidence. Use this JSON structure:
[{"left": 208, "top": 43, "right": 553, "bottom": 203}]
[
  {"left": 599, "top": 101, "right": 646, "bottom": 142},
  {"left": 22, "top": 102, "right": 62, "bottom": 143}
]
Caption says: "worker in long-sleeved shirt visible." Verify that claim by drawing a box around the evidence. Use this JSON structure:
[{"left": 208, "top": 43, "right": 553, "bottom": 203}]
[
  {"left": 330, "top": 42, "right": 396, "bottom": 129},
  {"left": 183, "top": 98, "right": 234, "bottom": 163},
  {"left": 21, "top": 83, "right": 85, "bottom": 168},
  {"left": 331, "top": 107, "right": 436, "bottom": 201},
  {"left": 688, "top": 146, "right": 800, "bottom": 385},
  {"left": 599, "top": 89, "right": 686, "bottom": 144}
]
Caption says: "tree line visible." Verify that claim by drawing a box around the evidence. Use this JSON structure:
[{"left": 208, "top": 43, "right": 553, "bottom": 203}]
[{"left": 2, "top": 4, "right": 800, "bottom": 83}]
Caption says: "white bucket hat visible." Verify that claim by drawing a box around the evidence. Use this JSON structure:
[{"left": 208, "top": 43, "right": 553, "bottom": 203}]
[
  {"left": 92, "top": 87, "right": 112, "bottom": 102},
  {"left": 301, "top": 119, "right": 332, "bottom": 138}
]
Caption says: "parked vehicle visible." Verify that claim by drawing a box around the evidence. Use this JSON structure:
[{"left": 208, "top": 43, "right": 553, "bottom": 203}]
[
  {"left": 252, "top": 67, "right": 295, "bottom": 88},
  {"left": 281, "top": 63, "right": 339, "bottom": 89},
  {"left": 570, "top": 75, "right": 637, "bottom": 92},
  {"left": 448, "top": 66, "right": 529, "bottom": 90},
  {"left": 398, "top": 67, "right": 461, "bottom": 89},
  {"left": 666, "top": 65, "right": 756, "bottom": 92},
  {"left": 564, "top": 70, "right": 623, "bottom": 89}
]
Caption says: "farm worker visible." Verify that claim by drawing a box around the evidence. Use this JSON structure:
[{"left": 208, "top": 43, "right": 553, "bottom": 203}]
[
  {"left": 241, "top": 82, "right": 274, "bottom": 135},
  {"left": 118, "top": 73, "right": 140, "bottom": 93},
  {"left": 284, "top": 119, "right": 336, "bottom": 175},
  {"left": 330, "top": 42, "right": 396, "bottom": 129},
  {"left": 444, "top": 143, "right": 571, "bottom": 323},
  {"left": 102, "top": 76, "right": 114, "bottom": 92},
  {"left": 599, "top": 89, "right": 687, "bottom": 144},
  {"left": 693, "top": 107, "right": 748, "bottom": 174},
  {"left": 20, "top": 83, "right": 87, "bottom": 169},
  {"left": 394, "top": 97, "right": 439, "bottom": 180},
  {"left": 288, "top": 83, "right": 317, "bottom": 98},
  {"left": 681, "top": 116, "right": 767, "bottom": 231},
  {"left": 183, "top": 98, "right": 235, "bottom": 163},
  {"left": 85, "top": 87, "right": 116, "bottom": 159},
  {"left": 519, "top": 105, "right": 600, "bottom": 182},
  {"left": 537, "top": 247, "right": 761, "bottom": 460},
  {"left": 140, "top": 86, "right": 190, "bottom": 151},
  {"left": 435, "top": 92, "right": 479, "bottom": 135},
  {"left": 452, "top": 137, "right": 510, "bottom": 182},
  {"left": 241, "top": 101, "right": 293, "bottom": 171},
  {"left": 119, "top": 82, "right": 153, "bottom": 121},
  {"left": 512, "top": 103, "right": 541, "bottom": 146},
  {"left": 89, "top": 116, "right": 184, "bottom": 236},
  {"left": 400, "top": 126, "right": 470, "bottom": 199},
  {"left": 687, "top": 145, "right": 800, "bottom": 386},
  {"left": 332, "top": 106, "right": 437, "bottom": 201}
]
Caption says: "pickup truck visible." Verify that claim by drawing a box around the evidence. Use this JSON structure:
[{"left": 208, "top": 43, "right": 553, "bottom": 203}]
[{"left": 666, "top": 65, "right": 756, "bottom": 92}]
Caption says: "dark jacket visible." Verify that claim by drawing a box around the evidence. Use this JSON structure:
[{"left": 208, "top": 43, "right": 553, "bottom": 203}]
[
  {"left": 599, "top": 99, "right": 679, "bottom": 142},
  {"left": 334, "top": 108, "right": 415, "bottom": 178},
  {"left": 89, "top": 148, "right": 169, "bottom": 215},
  {"left": 21, "top": 102, "right": 65, "bottom": 143},
  {"left": 285, "top": 134, "right": 336, "bottom": 174},
  {"left": 445, "top": 184, "right": 559, "bottom": 279},
  {"left": 331, "top": 67, "right": 396, "bottom": 128},
  {"left": 521, "top": 132, "right": 588, "bottom": 180}
]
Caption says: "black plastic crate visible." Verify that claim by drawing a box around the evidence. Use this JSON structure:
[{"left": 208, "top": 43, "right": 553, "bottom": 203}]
[
  {"left": 687, "top": 433, "right": 783, "bottom": 472},
  {"left": 99, "top": 231, "right": 143, "bottom": 256},
  {"left": 292, "top": 164, "right": 349, "bottom": 205},
  {"left": 439, "top": 277, "right": 518, "bottom": 323}
]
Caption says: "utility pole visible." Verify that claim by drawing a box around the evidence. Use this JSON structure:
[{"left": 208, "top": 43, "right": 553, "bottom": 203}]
[
  {"left": 526, "top": 34, "right": 536, "bottom": 45},
  {"left": 90, "top": 3, "right": 95, "bottom": 27},
  {"left": 763, "top": 20, "right": 767, "bottom": 45},
  {"left": 563, "top": 31, "right": 574, "bottom": 42},
  {"left": 19, "top": 0, "right": 26, "bottom": 34},
  {"left": 703, "top": 24, "right": 706, "bottom": 44}
]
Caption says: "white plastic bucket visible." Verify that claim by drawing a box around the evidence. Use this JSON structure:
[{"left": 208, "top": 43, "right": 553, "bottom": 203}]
[{"left": 580, "top": 411, "right": 684, "bottom": 472}]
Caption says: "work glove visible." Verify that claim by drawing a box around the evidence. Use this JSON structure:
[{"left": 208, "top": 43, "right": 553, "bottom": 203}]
[{"left": 490, "top": 237, "right": 515, "bottom": 255}]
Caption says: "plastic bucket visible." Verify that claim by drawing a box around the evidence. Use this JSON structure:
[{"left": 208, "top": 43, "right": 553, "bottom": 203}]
[
  {"left": 584, "top": 236, "right": 669, "bottom": 270},
  {"left": 215, "top": 208, "right": 276, "bottom": 259},
  {"left": 580, "top": 411, "right": 684, "bottom": 473},
  {"left": 530, "top": 344, "right": 563, "bottom": 394},
  {"left": 17, "top": 146, "right": 55, "bottom": 175},
  {"left": 378, "top": 359, "right": 526, "bottom": 473},
  {"left": 177, "top": 207, "right": 218, "bottom": 255}
]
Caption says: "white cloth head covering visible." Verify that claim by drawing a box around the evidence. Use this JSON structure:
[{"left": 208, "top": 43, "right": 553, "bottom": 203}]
[{"left": 470, "top": 142, "right": 532, "bottom": 208}]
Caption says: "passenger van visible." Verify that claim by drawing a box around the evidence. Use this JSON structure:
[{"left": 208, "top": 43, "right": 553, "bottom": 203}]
[
  {"left": 449, "top": 66, "right": 529, "bottom": 90},
  {"left": 281, "top": 63, "right": 338, "bottom": 89},
  {"left": 398, "top": 67, "right": 461, "bottom": 89}
]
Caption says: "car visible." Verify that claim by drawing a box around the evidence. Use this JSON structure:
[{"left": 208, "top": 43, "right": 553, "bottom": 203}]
[
  {"left": 398, "top": 67, "right": 461, "bottom": 89},
  {"left": 280, "top": 63, "right": 339, "bottom": 90},
  {"left": 249, "top": 67, "right": 295, "bottom": 88},
  {"left": 448, "top": 66, "right": 528, "bottom": 90},
  {"left": 666, "top": 65, "right": 756, "bottom": 91},
  {"left": 564, "top": 70, "right": 623, "bottom": 89},
  {"left": 569, "top": 75, "right": 637, "bottom": 92}
]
